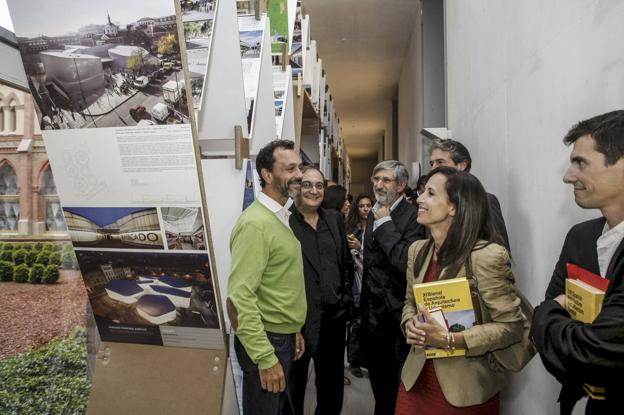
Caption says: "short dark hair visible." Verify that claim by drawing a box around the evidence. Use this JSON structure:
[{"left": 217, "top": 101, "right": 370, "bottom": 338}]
[
  {"left": 301, "top": 165, "right": 325, "bottom": 181},
  {"left": 322, "top": 185, "right": 347, "bottom": 213},
  {"left": 563, "top": 110, "right": 624, "bottom": 166},
  {"left": 256, "top": 140, "right": 296, "bottom": 187},
  {"left": 430, "top": 139, "right": 472, "bottom": 172}
]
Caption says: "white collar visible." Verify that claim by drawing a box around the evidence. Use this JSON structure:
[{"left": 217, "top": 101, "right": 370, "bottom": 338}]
[
  {"left": 600, "top": 219, "right": 624, "bottom": 238},
  {"left": 257, "top": 191, "right": 293, "bottom": 213}
]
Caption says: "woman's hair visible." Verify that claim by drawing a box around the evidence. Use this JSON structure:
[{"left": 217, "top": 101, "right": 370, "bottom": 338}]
[
  {"left": 322, "top": 185, "right": 347, "bottom": 213},
  {"left": 414, "top": 166, "right": 504, "bottom": 277},
  {"left": 346, "top": 193, "right": 373, "bottom": 234}
]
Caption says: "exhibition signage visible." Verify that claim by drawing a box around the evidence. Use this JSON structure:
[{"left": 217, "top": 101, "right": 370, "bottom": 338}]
[{"left": 8, "top": 0, "right": 224, "bottom": 350}]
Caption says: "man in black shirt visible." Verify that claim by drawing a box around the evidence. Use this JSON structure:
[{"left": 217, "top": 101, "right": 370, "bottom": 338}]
[{"left": 288, "top": 166, "right": 354, "bottom": 415}]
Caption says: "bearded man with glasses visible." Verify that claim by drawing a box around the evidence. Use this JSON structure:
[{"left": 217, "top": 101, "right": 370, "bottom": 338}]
[{"left": 360, "top": 160, "right": 427, "bottom": 415}]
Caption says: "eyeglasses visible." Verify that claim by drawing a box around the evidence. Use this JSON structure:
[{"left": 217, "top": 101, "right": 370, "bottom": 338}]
[
  {"left": 370, "top": 176, "right": 397, "bottom": 185},
  {"left": 301, "top": 181, "right": 324, "bottom": 190}
]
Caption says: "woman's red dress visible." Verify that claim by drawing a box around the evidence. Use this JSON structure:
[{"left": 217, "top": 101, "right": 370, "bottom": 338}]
[{"left": 395, "top": 258, "right": 500, "bottom": 415}]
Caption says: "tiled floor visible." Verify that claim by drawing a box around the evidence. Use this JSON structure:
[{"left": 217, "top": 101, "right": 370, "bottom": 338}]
[{"left": 303, "top": 366, "right": 375, "bottom": 415}]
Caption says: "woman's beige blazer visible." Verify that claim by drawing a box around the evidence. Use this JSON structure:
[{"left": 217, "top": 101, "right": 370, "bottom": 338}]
[{"left": 400, "top": 239, "right": 524, "bottom": 407}]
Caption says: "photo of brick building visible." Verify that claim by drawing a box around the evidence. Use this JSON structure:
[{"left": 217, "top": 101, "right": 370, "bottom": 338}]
[{"left": 0, "top": 26, "right": 66, "bottom": 238}]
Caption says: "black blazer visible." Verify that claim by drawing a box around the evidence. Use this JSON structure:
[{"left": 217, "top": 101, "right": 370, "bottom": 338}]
[
  {"left": 360, "top": 198, "right": 427, "bottom": 336},
  {"left": 487, "top": 192, "right": 510, "bottom": 251},
  {"left": 530, "top": 217, "right": 624, "bottom": 412},
  {"left": 289, "top": 207, "right": 354, "bottom": 354}
]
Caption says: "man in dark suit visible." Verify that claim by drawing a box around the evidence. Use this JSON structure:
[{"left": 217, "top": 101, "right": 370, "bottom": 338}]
[
  {"left": 429, "top": 138, "right": 510, "bottom": 250},
  {"left": 288, "top": 166, "right": 354, "bottom": 415},
  {"left": 360, "top": 160, "right": 427, "bottom": 415},
  {"left": 531, "top": 110, "right": 624, "bottom": 414}
]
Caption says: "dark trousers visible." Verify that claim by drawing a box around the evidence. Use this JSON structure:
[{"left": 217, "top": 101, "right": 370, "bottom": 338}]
[
  {"left": 290, "top": 315, "right": 346, "bottom": 415},
  {"left": 235, "top": 332, "right": 296, "bottom": 415},
  {"left": 365, "top": 328, "right": 410, "bottom": 415}
]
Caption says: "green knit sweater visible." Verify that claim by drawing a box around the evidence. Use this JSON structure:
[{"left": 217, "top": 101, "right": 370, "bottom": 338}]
[{"left": 228, "top": 200, "right": 306, "bottom": 369}]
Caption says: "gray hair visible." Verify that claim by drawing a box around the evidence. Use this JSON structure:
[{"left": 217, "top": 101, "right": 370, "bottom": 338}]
[{"left": 373, "top": 160, "right": 409, "bottom": 185}]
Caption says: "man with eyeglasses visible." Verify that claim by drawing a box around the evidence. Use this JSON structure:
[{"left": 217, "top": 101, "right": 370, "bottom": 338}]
[
  {"left": 288, "top": 166, "right": 354, "bottom": 415},
  {"left": 360, "top": 160, "right": 427, "bottom": 415}
]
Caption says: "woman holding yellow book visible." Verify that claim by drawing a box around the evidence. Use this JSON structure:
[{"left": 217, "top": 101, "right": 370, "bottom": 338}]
[{"left": 396, "top": 167, "right": 525, "bottom": 414}]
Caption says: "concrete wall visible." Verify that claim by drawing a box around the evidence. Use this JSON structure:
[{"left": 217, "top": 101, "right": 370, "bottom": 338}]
[
  {"left": 444, "top": 1, "right": 624, "bottom": 413},
  {"left": 397, "top": 3, "right": 422, "bottom": 169}
]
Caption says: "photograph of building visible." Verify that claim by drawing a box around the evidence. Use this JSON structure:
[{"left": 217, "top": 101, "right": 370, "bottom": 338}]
[
  {"left": 0, "top": 26, "right": 67, "bottom": 238},
  {"left": 7, "top": 0, "right": 189, "bottom": 129},
  {"left": 160, "top": 207, "right": 206, "bottom": 251},
  {"left": 63, "top": 207, "right": 164, "bottom": 249},
  {"left": 239, "top": 30, "right": 262, "bottom": 59},
  {"left": 180, "top": 0, "right": 215, "bottom": 109},
  {"left": 77, "top": 250, "right": 219, "bottom": 338}
]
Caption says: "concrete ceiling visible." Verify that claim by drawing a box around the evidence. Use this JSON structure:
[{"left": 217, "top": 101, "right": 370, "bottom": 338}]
[{"left": 303, "top": 0, "right": 419, "bottom": 159}]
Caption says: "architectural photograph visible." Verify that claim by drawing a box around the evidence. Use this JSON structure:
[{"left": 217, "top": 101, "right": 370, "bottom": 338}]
[
  {"left": 7, "top": 0, "right": 189, "bottom": 129},
  {"left": 160, "top": 207, "right": 206, "bottom": 251},
  {"left": 63, "top": 207, "right": 164, "bottom": 249},
  {"left": 77, "top": 250, "right": 219, "bottom": 344},
  {"left": 180, "top": 0, "right": 215, "bottom": 109},
  {"left": 239, "top": 29, "right": 262, "bottom": 59}
]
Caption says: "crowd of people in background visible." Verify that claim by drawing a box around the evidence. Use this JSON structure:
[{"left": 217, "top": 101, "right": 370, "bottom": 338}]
[{"left": 227, "top": 109, "right": 624, "bottom": 415}]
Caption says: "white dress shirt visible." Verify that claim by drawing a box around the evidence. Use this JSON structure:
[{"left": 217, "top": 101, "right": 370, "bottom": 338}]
[
  {"left": 257, "top": 191, "right": 294, "bottom": 228},
  {"left": 372, "top": 195, "right": 405, "bottom": 232},
  {"left": 597, "top": 219, "right": 624, "bottom": 277}
]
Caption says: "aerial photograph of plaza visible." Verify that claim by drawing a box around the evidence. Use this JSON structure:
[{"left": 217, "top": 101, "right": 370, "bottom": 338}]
[{"left": 8, "top": 0, "right": 189, "bottom": 129}]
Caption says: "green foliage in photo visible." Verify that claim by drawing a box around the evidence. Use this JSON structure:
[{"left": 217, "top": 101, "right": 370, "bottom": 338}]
[
  {"left": 29, "top": 264, "right": 45, "bottom": 284},
  {"left": 0, "top": 328, "right": 90, "bottom": 415},
  {"left": 0, "top": 260, "right": 13, "bottom": 281},
  {"left": 36, "top": 251, "right": 50, "bottom": 266},
  {"left": 12, "top": 249, "right": 28, "bottom": 265},
  {"left": 13, "top": 264, "right": 30, "bottom": 283},
  {"left": 42, "top": 264, "right": 60, "bottom": 284}
]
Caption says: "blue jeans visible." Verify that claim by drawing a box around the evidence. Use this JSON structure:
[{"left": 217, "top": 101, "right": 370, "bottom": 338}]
[{"left": 234, "top": 332, "right": 296, "bottom": 415}]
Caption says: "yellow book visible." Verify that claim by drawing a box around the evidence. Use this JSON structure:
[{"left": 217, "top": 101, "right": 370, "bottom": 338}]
[
  {"left": 565, "top": 278, "right": 605, "bottom": 323},
  {"left": 413, "top": 278, "right": 476, "bottom": 359}
]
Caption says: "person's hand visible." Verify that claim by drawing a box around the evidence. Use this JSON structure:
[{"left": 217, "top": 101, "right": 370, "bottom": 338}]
[
  {"left": 405, "top": 304, "right": 448, "bottom": 348},
  {"left": 374, "top": 206, "right": 390, "bottom": 220},
  {"left": 405, "top": 317, "right": 426, "bottom": 348},
  {"left": 554, "top": 294, "right": 567, "bottom": 309},
  {"left": 348, "top": 237, "right": 361, "bottom": 250},
  {"left": 294, "top": 333, "right": 305, "bottom": 360},
  {"left": 259, "top": 362, "right": 286, "bottom": 393}
]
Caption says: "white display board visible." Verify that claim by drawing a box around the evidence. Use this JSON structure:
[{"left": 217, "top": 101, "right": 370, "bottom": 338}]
[{"left": 197, "top": 0, "right": 247, "bottom": 151}]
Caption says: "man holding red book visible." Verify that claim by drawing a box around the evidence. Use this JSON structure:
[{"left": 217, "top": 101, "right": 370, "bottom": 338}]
[{"left": 531, "top": 110, "right": 624, "bottom": 414}]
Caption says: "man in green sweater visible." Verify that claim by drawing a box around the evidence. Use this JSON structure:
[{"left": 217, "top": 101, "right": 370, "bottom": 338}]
[{"left": 228, "top": 139, "right": 307, "bottom": 415}]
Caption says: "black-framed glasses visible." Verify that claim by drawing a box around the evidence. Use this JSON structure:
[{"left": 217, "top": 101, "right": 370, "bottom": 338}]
[
  {"left": 370, "top": 176, "right": 397, "bottom": 185},
  {"left": 301, "top": 181, "right": 324, "bottom": 190}
]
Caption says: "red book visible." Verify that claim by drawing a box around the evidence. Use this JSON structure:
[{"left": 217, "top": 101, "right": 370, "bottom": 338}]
[{"left": 566, "top": 263, "right": 610, "bottom": 292}]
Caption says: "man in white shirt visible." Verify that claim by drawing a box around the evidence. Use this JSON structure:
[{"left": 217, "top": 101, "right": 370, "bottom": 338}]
[{"left": 531, "top": 110, "right": 624, "bottom": 415}]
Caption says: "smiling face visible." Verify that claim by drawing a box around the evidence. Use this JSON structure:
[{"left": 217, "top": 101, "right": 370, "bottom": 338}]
[
  {"left": 416, "top": 173, "right": 456, "bottom": 233},
  {"left": 563, "top": 134, "right": 624, "bottom": 215},
  {"left": 262, "top": 147, "right": 302, "bottom": 199},
  {"left": 296, "top": 169, "right": 324, "bottom": 211}
]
